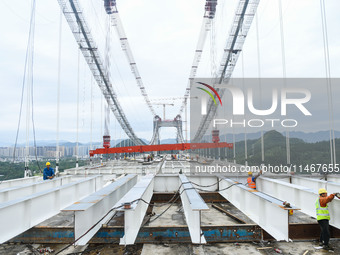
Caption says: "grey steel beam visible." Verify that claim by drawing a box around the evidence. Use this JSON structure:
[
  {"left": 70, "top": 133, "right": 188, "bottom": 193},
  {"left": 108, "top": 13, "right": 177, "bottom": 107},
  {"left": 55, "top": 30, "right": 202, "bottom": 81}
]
[
  {"left": 115, "top": 175, "right": 155, "bottom": 245},
  {"left": 63, "top": 174, "right": 137, "bottom": 245},
  {"left": 179, "top": 174, "right": 209, "bottom": 243},
  {"left": 0, "top": 175, "right": 103, "bottom": 243}
]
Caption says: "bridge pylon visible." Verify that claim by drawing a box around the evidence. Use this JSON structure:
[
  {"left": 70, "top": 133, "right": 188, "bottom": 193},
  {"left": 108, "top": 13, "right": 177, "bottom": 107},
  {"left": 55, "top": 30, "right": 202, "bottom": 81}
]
[{"left": 150, "top": 115, "right": 185, "bottom": 145}]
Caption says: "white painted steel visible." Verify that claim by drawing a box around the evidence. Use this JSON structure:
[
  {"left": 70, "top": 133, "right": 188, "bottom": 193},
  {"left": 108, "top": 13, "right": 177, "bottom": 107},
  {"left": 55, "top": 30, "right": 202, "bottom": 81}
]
[
  {"left": 63, "top": 174, "right": 137, "bottom": 245},
  {"left": 219, "top": 177, "right": 291, "bottom": 241},
  {"left": 0, "top": 176, "right": 41, "bottom": 189},
  {"left": 115, "top": 175, "right": 154, "bottom": 245},
  {"left": 0, "top": 175, "right": 103, "bottom": 244},
  {"left": 291, "top": 176, "right": 326, "bottom": 193},
  {"left": 179, "top": 174, "right": 208, "bottom": 244},
  {"left": 326, "top": 181, "right": 340, "bottom": 194},
  {"left": 154, "top": 175, "right": 179, "bottom": 192},
  {"left": 327, "top": 175, "right": 340, "bottom": 183},
  {"left": 0, "top": 176, "right": 73, "bottom": 203},
  {"left": 257, "top": 176, "right": 340, "bottom": 229},
  {"left": 187, "top": 175, "right": 218, "bottom": 192}
]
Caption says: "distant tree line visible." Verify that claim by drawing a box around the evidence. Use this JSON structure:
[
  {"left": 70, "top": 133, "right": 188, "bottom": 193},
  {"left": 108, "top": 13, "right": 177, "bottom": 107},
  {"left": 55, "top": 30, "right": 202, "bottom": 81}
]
[{"left": 0, "top": 158, "right": 87, "bottom": 181}]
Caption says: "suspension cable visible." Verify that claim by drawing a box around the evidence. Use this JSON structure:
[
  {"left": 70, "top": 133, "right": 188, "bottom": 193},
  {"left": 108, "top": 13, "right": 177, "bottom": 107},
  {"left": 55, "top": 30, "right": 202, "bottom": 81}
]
[
  {"left": 30, "top": 0, "right": 42, "bottom": 174},
  {"left": 241, "top": 51, "right": 248, "bottom": 166},
  {"left": 56, "top": 9, "right": 63, "bottom": 174},
  {"left": 255, "top": 13, "right": 265, "bottom": 165},
  {"left": 320, "top": 0, "right": 336, "bottom": 165},
  {"left": 278, "top": 0, "right": 291, "bottom": 165},
  {"left": 76, "top": 49, "right": 80, "bottom": 168}
]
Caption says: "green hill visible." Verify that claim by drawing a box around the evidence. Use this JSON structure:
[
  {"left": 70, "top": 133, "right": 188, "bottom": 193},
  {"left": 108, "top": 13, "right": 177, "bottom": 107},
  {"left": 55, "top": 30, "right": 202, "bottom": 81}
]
[{"left": 230, "top": 130, "right": 340, "bottom": 170}]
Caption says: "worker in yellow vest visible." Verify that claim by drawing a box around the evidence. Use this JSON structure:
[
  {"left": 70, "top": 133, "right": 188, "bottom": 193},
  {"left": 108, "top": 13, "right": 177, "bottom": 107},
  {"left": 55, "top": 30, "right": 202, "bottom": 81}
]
[
  {"left": 316, "top": 188, "right": 338, "bottom": 250},
  {"left": 247, "top": 170, "right": 262, "bottom": 189}
]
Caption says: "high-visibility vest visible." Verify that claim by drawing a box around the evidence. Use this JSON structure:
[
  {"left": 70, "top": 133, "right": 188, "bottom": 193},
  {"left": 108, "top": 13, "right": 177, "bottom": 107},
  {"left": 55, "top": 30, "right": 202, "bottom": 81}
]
[
  {"left": 247, "top": 177, "right": 256, "bottom": 189},
  {"left": 315, "top": 197, "right": 330, "bottom": 221}
]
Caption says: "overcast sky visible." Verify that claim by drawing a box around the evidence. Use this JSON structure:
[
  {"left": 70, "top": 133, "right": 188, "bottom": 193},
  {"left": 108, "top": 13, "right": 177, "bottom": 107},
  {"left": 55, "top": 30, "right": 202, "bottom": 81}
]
[{"left": 0, "top": 0, "right": 339, "bottom": 146}]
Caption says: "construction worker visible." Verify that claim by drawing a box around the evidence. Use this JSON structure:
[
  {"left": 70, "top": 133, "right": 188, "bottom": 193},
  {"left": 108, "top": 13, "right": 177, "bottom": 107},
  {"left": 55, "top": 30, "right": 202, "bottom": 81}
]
[
  {"left": 43, "top": 162, "right": 55, "bottom": 180},
  {"left": 316, "top": 188, "right": 338, "bottom": 250},
  {"left": 247, "top": 170, "right": 262, "bottom": 189}
]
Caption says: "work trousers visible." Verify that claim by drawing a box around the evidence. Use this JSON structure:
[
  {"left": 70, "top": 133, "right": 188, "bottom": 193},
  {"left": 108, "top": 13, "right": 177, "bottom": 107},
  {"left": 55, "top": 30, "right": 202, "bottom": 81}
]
[{"left": 318, "top": 219, "right": 330, "bottom": 245}]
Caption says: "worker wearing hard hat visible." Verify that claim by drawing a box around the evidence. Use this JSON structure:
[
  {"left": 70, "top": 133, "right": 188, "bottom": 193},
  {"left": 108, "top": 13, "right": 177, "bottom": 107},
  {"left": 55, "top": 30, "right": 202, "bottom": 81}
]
[
  {"left": 247, "top": 170, "right": 262, "bottom": 189},
  {"left": 43, "top": 162, "right": 55, "bottom": 180},
  {"left": 316, "top": 188, "right": 339, "bottom": 250}
]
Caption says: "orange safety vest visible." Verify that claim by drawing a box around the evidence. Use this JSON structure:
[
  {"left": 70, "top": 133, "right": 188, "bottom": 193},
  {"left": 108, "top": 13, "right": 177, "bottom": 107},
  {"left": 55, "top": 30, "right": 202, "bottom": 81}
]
[{"left": 247, "top": 177, "right": 256, "bottom": 189}]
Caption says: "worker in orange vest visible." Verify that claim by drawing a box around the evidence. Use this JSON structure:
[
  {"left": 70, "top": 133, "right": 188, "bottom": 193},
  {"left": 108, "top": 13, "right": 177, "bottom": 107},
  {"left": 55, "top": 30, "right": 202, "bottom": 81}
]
[{"left": 247, "top": 170, "right": 262, "bottom": 189}]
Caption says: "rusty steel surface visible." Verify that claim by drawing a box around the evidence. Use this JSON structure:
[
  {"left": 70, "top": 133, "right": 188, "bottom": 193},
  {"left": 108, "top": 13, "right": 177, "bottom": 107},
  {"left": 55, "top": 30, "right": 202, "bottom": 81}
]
[{"left": 11, "top": 225, "right": 261, "bottom": 244}]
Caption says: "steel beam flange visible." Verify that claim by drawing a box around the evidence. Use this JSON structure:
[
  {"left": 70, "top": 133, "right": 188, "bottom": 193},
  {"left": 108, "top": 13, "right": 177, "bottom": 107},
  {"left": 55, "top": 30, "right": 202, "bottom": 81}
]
[
  {"left": 115, "top": 174, "right": 155, "bottom": 245},
  {"left": 179, "top": 174, "right": 209, "bottom": 244},
  {"left": 63, "top": 174, "right": 138, "bottom": 245},
  {"left": 218, "top": 176, "right": 296, "bottom": 241},
  {"left": 257, "top": 176, "right": 340, "bottom": 229}
]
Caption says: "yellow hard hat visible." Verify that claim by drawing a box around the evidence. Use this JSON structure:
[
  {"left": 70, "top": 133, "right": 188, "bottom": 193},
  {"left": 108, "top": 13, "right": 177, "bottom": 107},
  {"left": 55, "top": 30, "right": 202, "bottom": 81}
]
[
  {"left": 248, "top": 171, "right": 252, "bottom": 175},
  {"left": 319, "top": 188, "right": 327, "bottom": 195},
  {"left": 46, "top": 162, "right": 51, "bottom": 166}
]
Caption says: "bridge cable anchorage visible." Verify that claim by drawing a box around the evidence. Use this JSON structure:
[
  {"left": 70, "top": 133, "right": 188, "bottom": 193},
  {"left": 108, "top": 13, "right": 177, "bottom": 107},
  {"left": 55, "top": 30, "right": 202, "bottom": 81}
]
[
  {"left": 105, "top": 2, "right": 156, "bottom": 117},
  {"left": 57, "top": 0, "right": 143, "bottom": 145},
  {"left": 320, "top": 0, "right": 336, "bottom": 165},
  {"left": 178, "top": 0, "right": 217, "bottom": 116},
  {"left": 193, "top": 0, "right": 260, "bottom": 143}
]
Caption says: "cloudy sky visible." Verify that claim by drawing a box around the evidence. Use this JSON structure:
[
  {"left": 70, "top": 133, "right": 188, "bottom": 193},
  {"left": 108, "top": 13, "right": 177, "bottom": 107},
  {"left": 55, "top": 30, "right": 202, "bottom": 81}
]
[{"left": 0, "top": 0, "right": 339, "bottom": 146}]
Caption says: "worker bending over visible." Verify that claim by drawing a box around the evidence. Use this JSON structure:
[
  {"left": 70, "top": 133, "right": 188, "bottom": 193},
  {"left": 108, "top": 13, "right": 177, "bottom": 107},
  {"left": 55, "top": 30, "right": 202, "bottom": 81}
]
[
  {"left": 43, "top": 162, "right": 55, "bottom": 180},
  {"left": 247, "top": 170, "right": 262, "bottom": 189},
  {"left": 316, "top": 188, "right": 339, "bottom": 250}
]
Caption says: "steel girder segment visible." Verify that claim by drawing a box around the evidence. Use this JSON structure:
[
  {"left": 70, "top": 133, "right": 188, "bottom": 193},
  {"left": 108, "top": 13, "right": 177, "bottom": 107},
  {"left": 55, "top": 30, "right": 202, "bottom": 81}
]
[
  {"left": 0, "top": 175, "right": 103, "bottom": 244},
  {"left": 115, "top": 175, "right": 155, "bottom": 245},
  {"left": 0, "top": 176, "right": 73, "bottom": 203},
  {"left": 291, "top": 176, "right": 327, "bottom": 193},
  {"left": 218, "top": 177, "right": 294, "bottom": 241},
  {"left": 256, "top": 176, "right": 340, "bottom": 229},
  {"left": 0, "top": 176, "right": 41, "bottom": 189},
  {"left": 327, "top": 175, "right": 340, "bottom": 183},
  {"left": 57, "top": 0, "right": 142, "bottom": 145},
  {"left": 291, "top": 176, "right": 340, "bottom": 194},
  {"left": 62, "top": 174, "right": 138, "bottom": 245},
  {"left": 179, "top": 174, "right": 209, "bottom": 244}
]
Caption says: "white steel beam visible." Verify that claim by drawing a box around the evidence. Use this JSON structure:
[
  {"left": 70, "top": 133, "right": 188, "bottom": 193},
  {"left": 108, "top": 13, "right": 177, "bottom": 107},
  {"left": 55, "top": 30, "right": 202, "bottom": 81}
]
[
  {"left": 0, "top": 175, "right": 103, "bottom": 244},
  {"left": 0, "top": 176, "right": 73, "bottom": 203},
  {"left": 327, "top": 175, "right": 340, "bottom": 183},
  {"left": 154, "top": 175, "right": 179, "bottom": 192},
  {"left": 0, "top": 176, "right": 41, "bottom": 189},
  {"left": 257, "top": 176, "right": 340, "bottom": 229},
  {"left": 219, "top": 177, "right": 295, "bottom": 241},
  {"left": 291, "top": 176, "right": 327, "bottom": 193},
  {"left": 115, "top": 174, "right": 154, "bottom": 245},
  {"left": 179, "top": 174, "right": 209, "bottom": 244},
  {"left": 63, "top": 174, "right": 138, "bottom": 245}
]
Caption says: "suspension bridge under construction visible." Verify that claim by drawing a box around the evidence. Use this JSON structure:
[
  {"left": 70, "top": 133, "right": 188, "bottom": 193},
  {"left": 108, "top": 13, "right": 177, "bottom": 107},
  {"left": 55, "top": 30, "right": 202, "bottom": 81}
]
[{"left": 1, "top": 0, "right": 340, "bottom": 254}]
